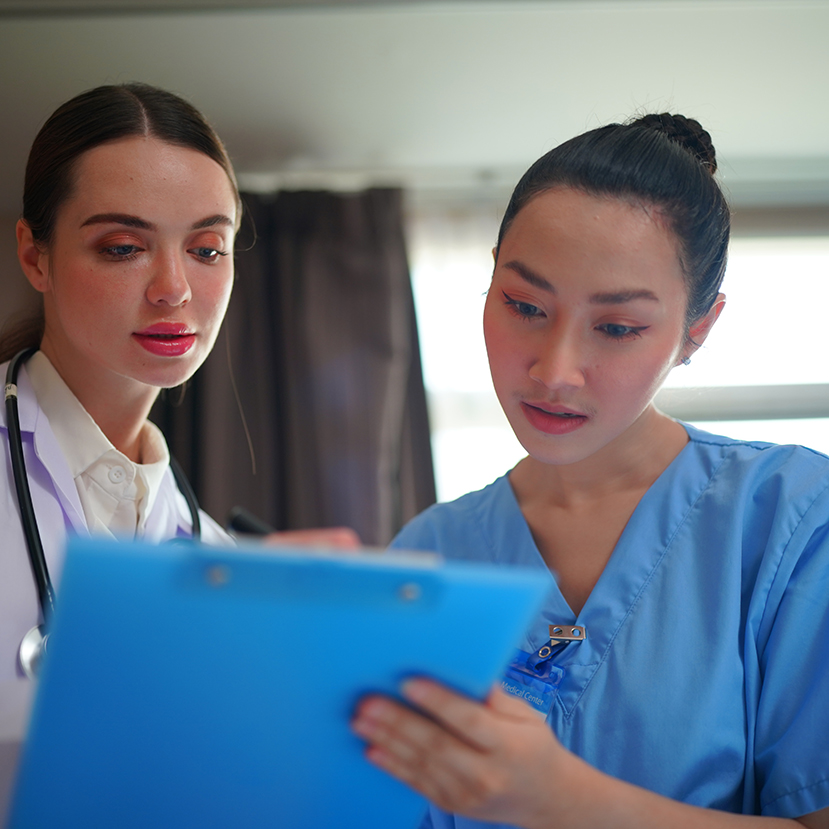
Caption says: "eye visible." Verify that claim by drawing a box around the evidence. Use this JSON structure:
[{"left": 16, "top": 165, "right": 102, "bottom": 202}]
[
  {"left": 99, "top": 243, "right": 142, "bottom": 260},
  {"left": 189, "top": 247, "right": 228, "bottom": 264},
  {"left": 596, "top": 323, "right": 648, "bottom": 341},
  {"left": 502, "top": 291, "right": 543, "bottom": 321}
]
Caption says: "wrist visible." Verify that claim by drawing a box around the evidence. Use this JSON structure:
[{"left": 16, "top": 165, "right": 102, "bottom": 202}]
[{"left": 519, "top": 742, "right": 596, "bottom": 829}]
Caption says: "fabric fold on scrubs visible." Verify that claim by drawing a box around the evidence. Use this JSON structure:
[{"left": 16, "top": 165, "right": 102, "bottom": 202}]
[{"left": 393, "top": 424, "right": 829, "bottom": 826}]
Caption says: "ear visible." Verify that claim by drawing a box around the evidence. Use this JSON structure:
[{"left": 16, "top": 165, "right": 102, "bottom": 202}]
[
  {"left": 17, "top": 220, "right": 50, "bottom": 293},
  {"left": 680, "top": 293, "right": 725, "bottom": 363}
]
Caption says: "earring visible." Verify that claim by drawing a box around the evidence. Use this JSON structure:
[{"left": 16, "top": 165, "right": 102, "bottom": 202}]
[{"left": 681, "top": 357, "right": 691, "bottom": 366}]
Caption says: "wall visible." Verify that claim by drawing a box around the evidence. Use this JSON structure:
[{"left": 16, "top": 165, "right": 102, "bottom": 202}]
[{"left": 0, "top": 212, "right": 38, "bottom": 333}]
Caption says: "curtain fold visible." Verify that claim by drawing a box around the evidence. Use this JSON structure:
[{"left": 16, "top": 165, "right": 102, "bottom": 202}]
[{"left": 153, "top": 188, "right": 435, "bottom": 546}]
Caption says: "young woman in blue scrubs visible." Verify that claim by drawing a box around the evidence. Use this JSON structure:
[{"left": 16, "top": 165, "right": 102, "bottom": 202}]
[{"left": 352, "top": 115, "right": 829, "bottom": 828}]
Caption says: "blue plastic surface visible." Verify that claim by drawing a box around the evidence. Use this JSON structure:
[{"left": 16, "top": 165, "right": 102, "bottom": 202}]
[{"left": 11, "top": 538, "right": 548, "bottom": 829}]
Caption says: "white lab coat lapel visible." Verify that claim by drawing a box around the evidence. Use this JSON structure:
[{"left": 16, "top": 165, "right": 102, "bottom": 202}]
[
  {"left": 16, "top": 366, "right": 88, "bottom": 537},
  {"left": 142, "top": 469, "right": 194, "bottom": 542},
  {"left": 12, "top": 366, "right": 89, "bottom": 591}
]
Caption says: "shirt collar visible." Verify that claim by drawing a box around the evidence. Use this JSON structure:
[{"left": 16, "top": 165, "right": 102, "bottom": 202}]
[{"left": 26, "top": 351, "right": 170, "bottom": 530}]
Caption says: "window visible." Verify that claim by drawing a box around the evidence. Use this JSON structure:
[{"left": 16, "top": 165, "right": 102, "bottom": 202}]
[
  {"left": 656, "top": 235, "right": 829, "bottom": 456},
  {"left": 408, "top": 205, "right": 829, "bottom": 503}
]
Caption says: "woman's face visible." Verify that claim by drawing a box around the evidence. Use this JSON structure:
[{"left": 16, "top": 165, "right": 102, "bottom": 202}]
[
  {"left": 484, "top": 186, "right": 710, "bottom": 468},
  {"left": 25, "top": 135, "right": 237, "bottom": 396}
]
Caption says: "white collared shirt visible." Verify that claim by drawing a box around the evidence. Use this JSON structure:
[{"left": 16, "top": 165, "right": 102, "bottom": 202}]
[{"left": 26, "top": 351, "right": 169, "bottom": 539}]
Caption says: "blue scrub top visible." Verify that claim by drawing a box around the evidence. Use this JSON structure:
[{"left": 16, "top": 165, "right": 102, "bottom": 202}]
[{"left": 391, "top": 424, "right": 829, "bottom": 827}]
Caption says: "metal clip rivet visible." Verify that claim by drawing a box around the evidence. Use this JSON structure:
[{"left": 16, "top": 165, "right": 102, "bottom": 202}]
[
  {"left": 398, "top": 582, "right": 421, "bottom": 602},
  {"left": 206, "top": 564, "right": 231, "bottom": 587}
]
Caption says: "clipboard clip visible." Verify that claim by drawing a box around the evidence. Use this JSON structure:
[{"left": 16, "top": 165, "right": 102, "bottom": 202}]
[{"left": 549, "top": 624, "right": 586, "bottom": 644}]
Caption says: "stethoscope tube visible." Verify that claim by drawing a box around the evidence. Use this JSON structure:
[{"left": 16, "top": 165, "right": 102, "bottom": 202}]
[
  {"left": 170, "top": 454, "right": 201, "bottom": 540},
  {"left": 5, "top": 348, "right": 202, "bottom": 677},
  {"left": 5, "top": 347, "right": 55, "bottom": 623}
]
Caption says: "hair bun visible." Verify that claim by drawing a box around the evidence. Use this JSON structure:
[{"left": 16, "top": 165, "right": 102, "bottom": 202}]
[{"left": 631, "top": 113, "right": 717, "bottom": 174}]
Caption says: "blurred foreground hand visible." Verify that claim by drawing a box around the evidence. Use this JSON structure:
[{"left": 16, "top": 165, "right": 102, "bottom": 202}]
[{"left": 263, "top": 527, "right": 361, "bottom": 549}]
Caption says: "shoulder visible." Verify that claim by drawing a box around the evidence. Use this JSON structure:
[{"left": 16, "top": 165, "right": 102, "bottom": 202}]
[
  {"left": 390, "top": 474, "right": 514, "bottom": 557},
  {"left": 682, "top": 422, "right": 829, "bottom": 498},
  {"left": 1, "top": 360, "right": 42, "bottom": 434},
  {"left": 680, "top": 423, "right": 829, "bottom": 593}
]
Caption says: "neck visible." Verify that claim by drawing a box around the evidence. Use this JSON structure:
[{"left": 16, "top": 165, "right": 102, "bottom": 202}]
[
  {"left": 39, "top": 340, "right": 160, "bottom": 463},
  {"left": 510, "top": 405, "right": 688, "bottom": 509}
]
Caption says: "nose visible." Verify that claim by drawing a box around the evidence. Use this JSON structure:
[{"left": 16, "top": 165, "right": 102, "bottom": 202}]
[
  {"left": 528, "top": 324, "right": 586, "bottom": 391},
  {"left": 146, "top": 252, "right": 192, "bottom": 307}
]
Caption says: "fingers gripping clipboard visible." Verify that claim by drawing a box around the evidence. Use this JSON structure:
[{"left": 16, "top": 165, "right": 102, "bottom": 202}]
[{"left": 10, "top": 538, "right": 549, "bottom": 829}]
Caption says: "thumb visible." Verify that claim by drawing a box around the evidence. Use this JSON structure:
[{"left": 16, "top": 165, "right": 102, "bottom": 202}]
[{"left": 486, "top": 684, "right": 540, "bottom": 719}]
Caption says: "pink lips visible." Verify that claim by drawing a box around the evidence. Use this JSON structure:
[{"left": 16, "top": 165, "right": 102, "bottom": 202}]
[
  {"left": 133, "top": 323, "right": 195, "bottom": 357},
  {"left": 520, "top": 401, "right": 588, "bottom": 435}
]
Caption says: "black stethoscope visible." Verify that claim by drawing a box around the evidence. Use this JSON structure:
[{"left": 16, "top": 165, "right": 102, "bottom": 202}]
[{"left": 4, "top": 347, "right": 202, "bottom": 678}]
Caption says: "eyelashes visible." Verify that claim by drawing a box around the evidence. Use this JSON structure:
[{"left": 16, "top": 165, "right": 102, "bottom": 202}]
[
  {"left": 98, "top": 245, "right": 229, "bottom": 264},
  {"left": 189, "top": 247, "right": 229, "bottom": 264},
  {"left": 99, "top": 244, "right": 141, "bottom": 261},
  {"left": 502, "top": 291, "right": 542, "bottom": 321},
  {"left": 501, "top": 291, "right": 649, "bottom": 341},
  {"left": 595, "top": 323, "right": 648, "bottom": 341}
]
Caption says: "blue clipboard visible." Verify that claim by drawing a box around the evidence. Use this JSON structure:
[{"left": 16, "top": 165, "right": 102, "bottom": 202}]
[{"left": 10, "top": 537, "right": 548, "bottom": 829}]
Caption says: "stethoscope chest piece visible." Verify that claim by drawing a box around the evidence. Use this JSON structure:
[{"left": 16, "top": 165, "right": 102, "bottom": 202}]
[{"left": 18, "top": 624, "right": 48, "bottom": 680}]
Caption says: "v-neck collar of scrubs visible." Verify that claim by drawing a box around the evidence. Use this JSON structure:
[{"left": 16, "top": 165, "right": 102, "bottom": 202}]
[{"left": 487, "top": 422, "right": 725, "bottom": 716}]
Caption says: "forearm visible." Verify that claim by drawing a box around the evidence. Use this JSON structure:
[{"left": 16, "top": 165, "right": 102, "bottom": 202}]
[
  {"left": 538, "top": 752, "right": 813, "bottom": 829},
  {"left": 352, "top": 682, "right": 826, "bottom": 829}
]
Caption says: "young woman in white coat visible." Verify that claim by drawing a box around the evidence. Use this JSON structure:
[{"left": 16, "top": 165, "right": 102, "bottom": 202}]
[{"left": 0, "top": 83, "right": 355, "bottom": 808}]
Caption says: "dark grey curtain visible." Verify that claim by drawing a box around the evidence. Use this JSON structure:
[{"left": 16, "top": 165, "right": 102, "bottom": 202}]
[{"left": 152, "top": 188, "right": 436, "bottom": 546}]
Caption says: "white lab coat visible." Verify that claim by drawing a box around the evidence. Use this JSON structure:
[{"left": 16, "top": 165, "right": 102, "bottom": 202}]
[{"left": 0, "top": 360, "right": 230, "bottom": 818}]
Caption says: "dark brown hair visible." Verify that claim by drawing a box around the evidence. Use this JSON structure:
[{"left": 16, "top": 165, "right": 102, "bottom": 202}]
[{"left": 496, "top": 113, "right": 730, "bottom": 330}]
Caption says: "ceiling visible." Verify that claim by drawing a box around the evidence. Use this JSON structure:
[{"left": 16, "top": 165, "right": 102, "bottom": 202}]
[{"left": 1, "top": 0, "right": 828, "bottom": 215}]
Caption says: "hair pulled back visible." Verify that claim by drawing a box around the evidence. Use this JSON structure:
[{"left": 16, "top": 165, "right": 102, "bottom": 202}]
[
  {"left": 23, "top": 82, "right": 240, "bottom": 247},
  {"left": 496, "top": 113, "right": 730, "bottom": 328},
  {"left": 1, "top": 83, "right": 240, "bottom": 363}
]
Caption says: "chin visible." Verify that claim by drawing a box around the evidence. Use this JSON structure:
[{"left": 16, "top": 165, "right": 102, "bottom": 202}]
[
  {"left": 511, "top": 415, "right": 626, "bottom": 468},
  {"left": 525, "top": 445, "right": 597, "bottom": 468},
  {"left": 126, "top": 358, "right": 204, "bottom": 391},
  {"left": 511, "top": 428, "right": 588, "bottom": 467}
]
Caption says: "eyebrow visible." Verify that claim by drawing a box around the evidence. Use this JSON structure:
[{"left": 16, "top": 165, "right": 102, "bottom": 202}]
[
  {"left": 502, "top": 260, "right": 660, "bottom": 305},
  {"left": 80, "top": 213, "right": 235, "bottom": 231},
  {"left": 503, "top": 260, "right": 554, "bottom": 293},
  {"left": 191, "top": 214, "right": 236, "bottom": 230},
  {"left": 589, "top": 289, "right": 659, "bottom": 305},
  {"left": 81, "top": 213, "right": 154, "bottom": 230}
]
